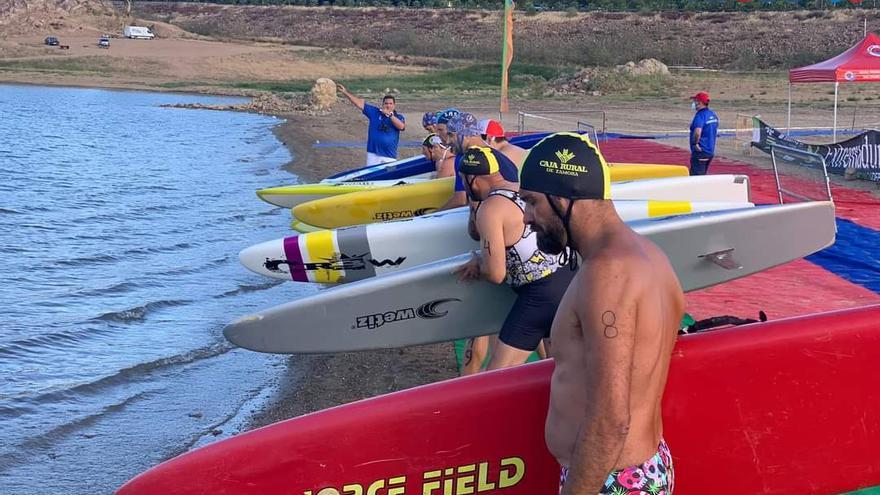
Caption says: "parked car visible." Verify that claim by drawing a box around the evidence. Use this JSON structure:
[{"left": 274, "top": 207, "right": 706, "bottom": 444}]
[
  {"left": 98, "top": 37, "right": 110, "bottom": 49},
  {"left": 44, "top": 36, "right": 59, "bottom": 46}
]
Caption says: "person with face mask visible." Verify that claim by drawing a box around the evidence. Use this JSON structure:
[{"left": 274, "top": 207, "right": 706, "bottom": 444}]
[
  {"left": 453, "top": 139, "right": 576, "bottom": 375},
  {"left": 517, "top": 132, "right": 684, "bottom": 495},
  {"left": 688, "top": 92, "right": 719, "bottom": 176}
]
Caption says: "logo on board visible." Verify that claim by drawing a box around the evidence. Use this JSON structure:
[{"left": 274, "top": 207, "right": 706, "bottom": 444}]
[
  {"left": 354, "top": 298, "right": 461, "bottom": 330},
  {"left": 263, "top": 254, "right": 406, "bottom": 273}
]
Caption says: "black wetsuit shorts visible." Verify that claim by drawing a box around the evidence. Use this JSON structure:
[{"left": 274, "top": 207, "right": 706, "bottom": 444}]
[{"left": 499, "top": 267, "right": 577, "bottom": 351}]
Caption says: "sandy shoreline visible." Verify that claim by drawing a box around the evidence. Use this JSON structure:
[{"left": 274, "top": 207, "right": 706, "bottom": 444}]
[
  {"left": 251, "top": 106, "right": 462, "bottom": 430},
  {"left": 246, "top": 346, "right": 459, "bottom": 428}
]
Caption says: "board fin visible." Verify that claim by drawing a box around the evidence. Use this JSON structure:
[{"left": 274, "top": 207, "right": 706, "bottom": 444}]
[{"left": 699, "top": 248, "right": 742, "bottom": 270}]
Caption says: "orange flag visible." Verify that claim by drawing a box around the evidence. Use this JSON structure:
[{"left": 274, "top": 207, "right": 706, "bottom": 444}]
[{"left": 500, "top": 0, "right": 515, "bottom": 113}]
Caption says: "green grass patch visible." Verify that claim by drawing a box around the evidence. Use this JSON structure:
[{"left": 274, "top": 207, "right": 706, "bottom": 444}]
[
  {"left": 0, "top": 56, "right": 117, "bottom": 74},
  {"left": 225, "top": 80, "right": 315, "bottom": 93},
  {"left": 594, "top": 72, "right": 677, "bottom": 98},
  {"left": 155, "top": 81, "right": 210, "bottom": 89},
  {"left": 0, "top": 56, "right": 166, "bottom": 76},
  {"left": 219, "top": 63, "right": 567, "bottom": 95}
]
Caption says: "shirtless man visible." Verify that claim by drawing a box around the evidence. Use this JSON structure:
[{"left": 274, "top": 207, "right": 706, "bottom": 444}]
[
  {"left": 518, "top": 132, "right": 685, "bottom": 495},
  {"left": 479, "top": 119, "right": 528, "bottom": 166},
  {"left": 453, "top": 144, "right": 575, "bottom": 373}
]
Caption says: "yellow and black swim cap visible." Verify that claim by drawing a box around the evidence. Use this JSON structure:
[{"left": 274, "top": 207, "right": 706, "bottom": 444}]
[
  {"left": 520, "top": 132, "right": 611, "bottom": 199},
  {"left": 458, "top": 146, "right": 519, "bottom": 181}
]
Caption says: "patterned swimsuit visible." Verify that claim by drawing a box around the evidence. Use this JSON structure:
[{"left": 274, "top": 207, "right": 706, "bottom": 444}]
[
  {"left": 486, "top": 189, "right": 563, "bottom": 288},
  {"left": 560, "top": 438, "right": 674, "bottom": 495}
]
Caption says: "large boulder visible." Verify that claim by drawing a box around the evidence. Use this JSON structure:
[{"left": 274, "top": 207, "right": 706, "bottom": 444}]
[
  {"left": 309, "top": 78, "right": 338, "bottom": 110},
  {"left": 618, "top": 58, "right": 670, "bottom": 76}
]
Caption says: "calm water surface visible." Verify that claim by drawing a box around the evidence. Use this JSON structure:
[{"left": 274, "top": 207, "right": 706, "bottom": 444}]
[{"left": 0, "top": 84, "right": 315, "bottom": 494}]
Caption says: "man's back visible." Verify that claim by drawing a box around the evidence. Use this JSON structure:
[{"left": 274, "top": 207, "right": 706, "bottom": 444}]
[
  {"left": 690, "top": 108, "right": 719, "bottom": 155},
  {"left": 495, "top": 141, "right": 528, "bottom": 167},
  {"left": 545, "top": 225, "right": 684, "bottom": 469}
]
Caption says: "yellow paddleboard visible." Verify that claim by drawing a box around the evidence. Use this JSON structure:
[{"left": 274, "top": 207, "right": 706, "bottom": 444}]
[
  {"left": 293, "top": 164, "right": 687, "bottom": 229},
  {"left": 256, "top": 178, "right": 428, "bottom": 209},
  {"left": 290, "top": 219, "right": 324, "bottom": 233}
]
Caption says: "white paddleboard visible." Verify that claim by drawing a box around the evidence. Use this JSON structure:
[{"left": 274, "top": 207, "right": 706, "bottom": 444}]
[
  {"left": 225, "top": 201, "right": 836, "bottom": 353},
  {"left": 241, "top": 199, "right": 755, "bottom": 283}
]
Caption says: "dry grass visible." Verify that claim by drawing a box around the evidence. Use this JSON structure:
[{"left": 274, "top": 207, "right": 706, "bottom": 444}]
[
  {"left": 132, "top": 4, "right": 872, "bottom": 71},
  {"left": 0, "top": 56, "right": 167, "bottom": 76}
]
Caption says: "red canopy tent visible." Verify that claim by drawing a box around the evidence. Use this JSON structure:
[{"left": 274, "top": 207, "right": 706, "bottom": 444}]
[{"left": 787, "top": 32, "right": 880, "bottom": 141}]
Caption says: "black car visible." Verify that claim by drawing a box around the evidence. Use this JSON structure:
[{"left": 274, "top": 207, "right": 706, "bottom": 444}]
[{"left": 44, "top": 36, "right": 59, "bottom": 46}]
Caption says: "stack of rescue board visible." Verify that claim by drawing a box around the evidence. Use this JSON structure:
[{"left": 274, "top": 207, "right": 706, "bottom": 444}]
[{"left": 116, "top": 131, "right": 880, "bottom": 495}]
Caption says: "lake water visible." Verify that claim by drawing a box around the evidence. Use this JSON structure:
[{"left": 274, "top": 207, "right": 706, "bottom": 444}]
[{"left": 0, "top": 84, "right": 316, "bottom": 494}]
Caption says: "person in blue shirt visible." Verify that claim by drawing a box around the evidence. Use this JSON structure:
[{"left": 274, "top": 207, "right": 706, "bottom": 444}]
[
  {"left": 689, "top": 92, "right": 719, "bottom": 176},
  {"left": 336, "top": 82, "right": 406, "bottom": 165}
]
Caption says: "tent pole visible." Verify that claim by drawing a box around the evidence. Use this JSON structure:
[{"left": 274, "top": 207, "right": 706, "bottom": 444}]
[
  {"left": 833, "top": 82, "right": 839, "bottom": 142},
  {"left": 787, "top": 83, "right": 792, "bottom": 133}
]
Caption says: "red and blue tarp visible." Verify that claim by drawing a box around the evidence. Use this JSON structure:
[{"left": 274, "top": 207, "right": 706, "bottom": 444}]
[{"left": 599, "top": 138, "right": 880, "bottom": 320}]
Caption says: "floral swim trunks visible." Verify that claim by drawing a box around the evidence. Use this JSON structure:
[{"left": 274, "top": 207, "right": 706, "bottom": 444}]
[{"left": 559, "top": 438, "right": 674, "bottom": 494}]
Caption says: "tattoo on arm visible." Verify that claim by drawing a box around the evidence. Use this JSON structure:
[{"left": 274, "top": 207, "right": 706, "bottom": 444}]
[
  {"left": 602, "top": 310, "right": 618, "bottom": 339},
  {"left": 463, "top": 339, "right": 474, "bottom": 366},
  {"left": 483, "top": 239, "right": 491, "bottom": 256}
]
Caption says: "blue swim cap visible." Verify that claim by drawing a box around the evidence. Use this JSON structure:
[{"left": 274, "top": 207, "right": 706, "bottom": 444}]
[
  {"left": 422, "top": 111, "right": 437, "bottom": 127},
  {"left": 447, "top": 112, "right": 481, "bottom": 137},
  {"left": 436, "top": 108, "right": 461, "bottom": 125}
]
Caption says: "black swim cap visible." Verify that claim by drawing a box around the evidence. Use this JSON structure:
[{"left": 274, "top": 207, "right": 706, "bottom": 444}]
[
  {"left": 459, "top": 146, "right": 519, "bottom": 182},
  {"left": 422, "top": 133, "right": 442, "bottom": 147},
  {"left": 520, "top": 132, "right": 611, "bottom": 200}
]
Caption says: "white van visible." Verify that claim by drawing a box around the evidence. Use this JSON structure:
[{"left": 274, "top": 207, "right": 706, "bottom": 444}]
[{"left": 123, "top": 26, "right": 155, "bottom": 40}]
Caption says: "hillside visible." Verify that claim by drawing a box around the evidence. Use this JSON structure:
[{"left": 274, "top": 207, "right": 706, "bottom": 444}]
[
  {"left": 133, "top": 3, "right": 880, "bottom": 69},
  {"left": 0, "top": 0, "right": 119, "bottom": 35}
]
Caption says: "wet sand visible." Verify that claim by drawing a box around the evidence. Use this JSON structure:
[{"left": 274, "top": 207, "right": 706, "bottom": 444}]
[{"left": 251, "top": 102, "right": 460, "bottom": 429}]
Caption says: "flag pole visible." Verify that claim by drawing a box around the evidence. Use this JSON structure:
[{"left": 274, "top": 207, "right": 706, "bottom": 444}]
[{"left": 500, "top": 0, "right": 514, "bottom": 114}]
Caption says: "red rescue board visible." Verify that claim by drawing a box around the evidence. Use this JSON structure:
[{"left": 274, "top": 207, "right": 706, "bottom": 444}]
[{"left": 117, "top": 305, "right": 880, "bottom": 495}]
